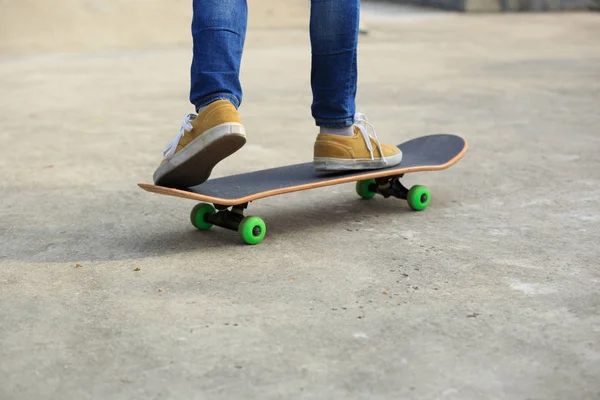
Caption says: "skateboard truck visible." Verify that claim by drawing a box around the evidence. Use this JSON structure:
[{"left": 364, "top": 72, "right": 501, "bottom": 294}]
[
  {"left": 204, "top": 203, "right": 248, "bottom": 232},
  {"left": 356, "top": 174, "right": 431, "bottom": 212},
  {"left": 190, "top": 202, "right": 266, "bottom": 245},
  {"left": 374, "top": 174, "right": 410, "bottom": 200}
]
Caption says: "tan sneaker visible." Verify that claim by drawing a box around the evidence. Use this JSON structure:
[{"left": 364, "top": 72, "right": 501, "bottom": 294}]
[
  {"left": 313, "top": 113, "right": 402, "bottom": 171},
  {"left": 153, "top": 100, "right": 246, "bottom": 188}
]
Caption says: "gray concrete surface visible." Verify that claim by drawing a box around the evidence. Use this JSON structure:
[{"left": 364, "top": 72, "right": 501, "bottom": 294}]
[{"left": 1, "top": 2, "right": 600, "bottom": 399}]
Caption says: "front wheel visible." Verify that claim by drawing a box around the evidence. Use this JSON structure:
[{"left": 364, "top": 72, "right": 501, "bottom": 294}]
[
  {"left": 238, "top": 216, "right": 266, "bottom": 245},
  {"left": 407, "top": 185, "right": 430, "bottom": 211}
]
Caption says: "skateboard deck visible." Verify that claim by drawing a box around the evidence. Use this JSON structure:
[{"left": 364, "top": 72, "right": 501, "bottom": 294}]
[{"left": 139, "top": 134, "right": 467, "bottom": 244}]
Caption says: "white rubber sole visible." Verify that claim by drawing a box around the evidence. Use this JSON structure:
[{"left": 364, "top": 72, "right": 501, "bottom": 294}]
[
  {"left": 313, "top": 151, "right": 403, "bottom": 171},
  {"left": 154, "top": 122, "right": 246, "bottom": 188}
]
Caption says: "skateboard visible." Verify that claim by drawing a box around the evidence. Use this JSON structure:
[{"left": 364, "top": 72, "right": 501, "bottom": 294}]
[{"left": 139, "top": 134, "right": 468, "bottom": 245}]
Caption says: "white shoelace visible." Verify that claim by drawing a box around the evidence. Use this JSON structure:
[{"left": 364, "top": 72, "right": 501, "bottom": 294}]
[
  {"left": 354, "top": 112, "right": 387, "bottom": 164},
  {"left": 162, "top": 113, "right": 196, "bottom": 159}
]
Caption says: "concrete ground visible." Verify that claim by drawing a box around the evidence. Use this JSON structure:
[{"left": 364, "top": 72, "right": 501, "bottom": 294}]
[{"left": 1, "top": 2, "right": 600, "bottom": 399}]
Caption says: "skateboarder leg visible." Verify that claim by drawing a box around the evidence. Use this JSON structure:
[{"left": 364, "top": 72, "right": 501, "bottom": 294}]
[{"left": 153, "top": 0, "right": 402, "bottom": 188}]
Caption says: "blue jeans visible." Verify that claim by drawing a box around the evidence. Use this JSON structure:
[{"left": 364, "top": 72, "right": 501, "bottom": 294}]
[{"left": 190, "top": 0, "right": 359, "bottom": 127}]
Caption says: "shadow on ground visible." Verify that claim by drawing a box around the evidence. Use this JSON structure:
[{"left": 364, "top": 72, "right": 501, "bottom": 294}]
[{"left": 2, "top": 183, "right": 440, "bottom": 263}]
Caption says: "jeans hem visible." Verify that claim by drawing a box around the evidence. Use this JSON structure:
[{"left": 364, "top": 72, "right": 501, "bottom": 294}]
[
  {"left": 194, "top": 94, "right": 240, "bottom": 111},
  {"left": 315, "top": 117, "right": 354, "bottom": 128}
]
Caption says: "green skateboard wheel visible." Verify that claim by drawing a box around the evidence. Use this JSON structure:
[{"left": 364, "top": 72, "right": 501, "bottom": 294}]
[
  {"left": 190, "top": 203, "right": 216, "bottom": 230},
  {"left": 407, "top": 185, "right": 430, "bottom": 211},
  {"left": 238, "top": 216, "right": 266, "bottom": 245},
  {"left": 356, "top": 179, "right": 377, "bottom": 199}
]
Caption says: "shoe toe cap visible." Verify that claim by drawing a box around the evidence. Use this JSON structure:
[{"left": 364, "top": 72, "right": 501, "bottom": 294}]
[{"left": 381, "top": 143, "right": 401, "bottom": 156}]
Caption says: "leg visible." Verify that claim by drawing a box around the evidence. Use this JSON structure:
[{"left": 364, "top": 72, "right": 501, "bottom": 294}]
[
  {"left": 153, "top": 0, "right": 248, "bottom": 188},
  {"left": 310, "top": 0, "right": 403, "bottom": 171},
  {"left": 190, "top": 0, "right": 248, "bottom": 111},
  {"left": 309, "top": 0, "right": 360, "bottom": 128}
]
